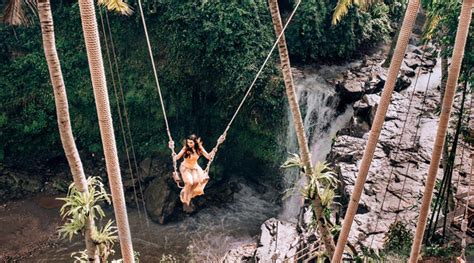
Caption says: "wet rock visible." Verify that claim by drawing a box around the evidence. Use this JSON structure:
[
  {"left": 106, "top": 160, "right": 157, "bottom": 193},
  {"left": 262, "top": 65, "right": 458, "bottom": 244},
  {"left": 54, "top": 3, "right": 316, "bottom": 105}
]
[
  {"left": 139, "top": 158, "right": 152, "bottom": 179},
  {"left": 144, "top": 176, "right": 179, "bottom": 224},
  {"left": 354, "top": 94, "right": 398, "bottom": 126},
  {"left": 395, "top": 75, "right": 412, "bottom": 92},
  {"left": 336, "top": 79, "right": 365, "bottom": 104},
  {"left": 372, "top": 73, "right": 411, "bottom": 94},
  {"left": 145, "top": 156, "right": 170, "bottom": 184},
  {"left": 404, "top": 57, "right": 421, "bottom": 70},
  {"left": 255, "top": 218, "right": 299, "bottom": 262},
  {"left": 222, "top": 243, "right": 257, "bottom": 263},
  {"left": 339, "top": 117, "right": 371, "bottom": 138},
  {"left": 0, "top": 171, "right": 43, "bottom": 202},
  {"left": 327, "top": 50, "right": 448, "bottom": 252},
  {"left": 422, "top": 58, "right": 436, "bottom": 69},
  {"left": 401, "top": 64, "right": 416, "bottom": 77},
  {"left": 329, "top": 136, "right": 367, "bottom": 164}
]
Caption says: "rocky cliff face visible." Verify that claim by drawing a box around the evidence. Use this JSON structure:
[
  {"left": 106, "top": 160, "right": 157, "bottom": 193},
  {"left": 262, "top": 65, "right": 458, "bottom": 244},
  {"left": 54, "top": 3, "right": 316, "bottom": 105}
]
[{"left": 223, "top": 38, "right": 472, "bottom": 261}]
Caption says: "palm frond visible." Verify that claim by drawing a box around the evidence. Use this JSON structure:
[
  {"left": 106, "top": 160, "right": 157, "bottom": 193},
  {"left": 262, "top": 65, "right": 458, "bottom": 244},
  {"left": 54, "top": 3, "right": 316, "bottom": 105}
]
[
  {"left": 2, "top": 0, "right": 36, "bottom": 26},
  {"left": 57, "top": 176, "right": 111, "bottom": 241},
  {"left": 98, "top": 0, "right": 133, "bottom": 16},
  {"left": 281, "top": 152, "right": 303, "bottom": 169},
  {"left": 332, "top": 0, "right": 381, "bottom": 25},
  {"left": 71, "top": 249, "right": 89, "bottom": 262},
  {"left": 93, "top": 219, "right": 118, "bottom": 245},
  {"left": 422, "top": 14, "right": 441, "bottom": 41},
  {"left": 313, "top": 162, "right": 338, "bottom": 187},
  {"left": 332, "top": 0, "right": 355, "bottom": 25},
  {"left": 302, "top": 162, "right": 338, "bottom": 205}
]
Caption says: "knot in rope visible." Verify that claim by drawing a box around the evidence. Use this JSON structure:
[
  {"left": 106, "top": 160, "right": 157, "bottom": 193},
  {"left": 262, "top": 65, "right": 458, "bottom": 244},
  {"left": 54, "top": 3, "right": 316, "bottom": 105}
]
[
  {"left": 217, "top": 134, "right": 226, "bottom": 145},
  {"left": 168, "top": 140, "right": 175, "bottom": 151}
]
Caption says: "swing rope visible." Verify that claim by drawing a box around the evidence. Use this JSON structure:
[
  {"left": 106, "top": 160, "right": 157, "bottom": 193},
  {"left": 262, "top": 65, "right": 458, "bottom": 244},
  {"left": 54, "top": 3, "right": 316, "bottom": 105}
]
[
  {"left": 367, "top": 45, "right": 432, "bottom": 249},
  {"left": 204, "top": 0, "right": 302, "bottom": 175},
  {"left": 459, "top": 95, "right": 473, "bottom": 261},
  {"left": 98, "top": 8, "right": 140, "bottom": 215},
  {"left": 99, "top": 8, "right": 150, "bottom": 226},
  {"left": 426, "top": 78, "right": 470, "bottom": 242},
  {"left": 103, "top": 10, "right": 149, "bottom": 226},
  {"left": 136, "top": 0, "right": 302, "bottom": 179},
  {"left": 394, "top": 70, "right": 433, "bottom": 218},
  {"left": 136, "top": 0, "right": 178, "bottom": 183}
]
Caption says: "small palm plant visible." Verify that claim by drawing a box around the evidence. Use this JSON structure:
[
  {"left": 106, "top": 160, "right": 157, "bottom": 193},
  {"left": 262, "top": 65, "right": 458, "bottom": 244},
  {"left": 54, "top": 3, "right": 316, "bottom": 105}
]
[
  {"left": 282, "top": 154, "right": 339, "bottom": 211},
  {"left": 95, "top": 220, "right": 119, "bottom": 262},
  {"left": 282, "top": 155, "right": 339, "bottom": 260},
  {"left": 58, "top": 176, "right": 131, "bottom": 262},
  {"left": 57, "top": 177, "right": 111, "bottom": 240}
]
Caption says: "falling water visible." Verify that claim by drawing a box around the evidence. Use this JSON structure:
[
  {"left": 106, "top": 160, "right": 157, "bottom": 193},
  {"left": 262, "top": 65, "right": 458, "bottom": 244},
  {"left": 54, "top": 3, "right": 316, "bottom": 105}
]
[
  {"left": 279, "top": 71, "right": 353, "bottom": 221},
  {"left": 19, "top": 70, "right": 353, "bottom": 262}
]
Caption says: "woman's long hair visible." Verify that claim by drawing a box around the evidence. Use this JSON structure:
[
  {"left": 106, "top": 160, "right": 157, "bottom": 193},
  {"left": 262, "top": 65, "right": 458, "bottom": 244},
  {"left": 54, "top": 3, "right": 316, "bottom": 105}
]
[{"left": 183, "top": 134, "right": 202, "bottom": 158}]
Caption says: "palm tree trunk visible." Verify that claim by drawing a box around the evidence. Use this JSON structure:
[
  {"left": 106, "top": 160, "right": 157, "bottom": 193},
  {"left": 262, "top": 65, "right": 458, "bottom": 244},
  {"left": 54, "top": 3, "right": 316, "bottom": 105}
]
[
  {"left": 332, "top": 0, "right": 421, "bottom": 262},
  {"left": 408, "top": 0, "right": 473, "bottom": 261},
  {"left": 37, "top": 0, "right": 99, "bottom": 261},
  {"left": 440, "top": 43, "right": 449, "bottom": 170},
  {"left": 267, "top": 0, "right": 335, "bottom": 258},
  {"left": 77, "top": 0, "right": 134, "bottom": 262},
  {"left": 439, "top": 45, "right": 448, "bottom": 102},
  {"left": 382, "top": 22, "right": 402, "bottom": 68}
]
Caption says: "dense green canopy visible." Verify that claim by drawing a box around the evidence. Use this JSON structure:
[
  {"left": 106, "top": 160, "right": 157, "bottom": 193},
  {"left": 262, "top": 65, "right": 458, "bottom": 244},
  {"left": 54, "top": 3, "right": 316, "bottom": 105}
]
[{"left": 0, "top": 0, "right": 397, "bottom": 180}]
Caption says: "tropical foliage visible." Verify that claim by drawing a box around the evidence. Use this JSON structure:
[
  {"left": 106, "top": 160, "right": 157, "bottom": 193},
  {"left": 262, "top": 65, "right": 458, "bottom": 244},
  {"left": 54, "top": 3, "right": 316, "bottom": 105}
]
[
  {"left": 383, "top": 221, "right": 413, "bottom": 259},
  {"left": 0, "top": 0, "right": 400, "bottom": 191},
  {"left": 282, "top": 155, "right": 338, "bottom": 221},
  {"left": 58, "top": 176, "right": 125, "bottom": 262},
  {"left": 58, "top": 177, "right": 111, "bottom": 240},
  {"left": 422, "top": 0, "right": 474, "bottom": 84},
  {"left": 286, "top": 0, "right": 394, "bottom": 62}
]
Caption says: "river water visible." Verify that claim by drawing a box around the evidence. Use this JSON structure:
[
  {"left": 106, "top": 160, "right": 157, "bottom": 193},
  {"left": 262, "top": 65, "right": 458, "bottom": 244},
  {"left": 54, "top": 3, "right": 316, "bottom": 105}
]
[
  {"left": 22, "top": 70, "right": 352, "bottom": 262},
  {"left": 30, "top": 184, "right": 277, "bottom": 262}
]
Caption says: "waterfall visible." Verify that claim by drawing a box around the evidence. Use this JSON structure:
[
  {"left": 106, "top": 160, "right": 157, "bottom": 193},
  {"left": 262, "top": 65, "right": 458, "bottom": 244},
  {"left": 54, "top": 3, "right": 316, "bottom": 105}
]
[{"left": 279, "top": 72, "right": 353, "bottom": 221}]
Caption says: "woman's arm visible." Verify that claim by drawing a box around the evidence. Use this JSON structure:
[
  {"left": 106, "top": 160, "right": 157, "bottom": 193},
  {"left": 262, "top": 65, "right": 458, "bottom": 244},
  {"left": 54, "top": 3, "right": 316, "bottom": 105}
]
[
  {"left": 199, "top": 143, "right": 214, "bottom": 160},
  {"left": 200, "top": 146, "right": 211, "bottom": 160},
  {"left": 176, "top": 146, "right": 186, "bottom": 160}
]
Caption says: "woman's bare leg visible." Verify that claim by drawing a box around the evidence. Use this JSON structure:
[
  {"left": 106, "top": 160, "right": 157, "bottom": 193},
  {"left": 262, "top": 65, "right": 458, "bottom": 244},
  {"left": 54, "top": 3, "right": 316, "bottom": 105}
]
[
  {"left": 191, "top": 167, "right": 206, "bottom": 197},
  {"left": 197, "top": 165, "right": 208, "bottom": 184},
  {"left": 191, "top": 169, "right": 200, "bottom": 194},
  {"left": 180, "top": 169, "right": 194, "bottom": 206}
]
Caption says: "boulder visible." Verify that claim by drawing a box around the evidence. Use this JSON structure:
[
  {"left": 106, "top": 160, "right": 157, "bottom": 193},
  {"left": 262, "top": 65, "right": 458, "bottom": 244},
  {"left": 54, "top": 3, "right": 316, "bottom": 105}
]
[
  {"left": 0, "top": 170, "right": 42, "bottom": 202},
  {"left": 139, "top": 158, "right": 153, "bottom": 180},
  {"left": 372, "top": 73, "right": 412, "bottom": 94},
  {"left": 395, "top": 75, "right": 412, "bottom": 92},
  {"left": 338, "top": 117, "right": 371, "bottom": 138},
  {"left": 404, "top": 57, "right": 421, "bottom": 70},
  {"left": 336, "top": 79, "right": 365, "bottom": 104},
  {"left": 255, "top": 218, "right": 299, "bottom": 263},
  {"left": 421, "top": 58, "right": 436, "bottom": 69},
  {"left": 401, "top": 64, "right": 416, "bottom": 77},
  {"left": 329, "top": 136, "right": 367, "bottom": 164},
  {"left": 358, "top": 94, "right": 398, "bottom": 126},
  {"left": 222, "top": 243, "right": 257, "bottom": 263},
  {"left": 144, "top": 176, "right": 179, "bottom": 224}
]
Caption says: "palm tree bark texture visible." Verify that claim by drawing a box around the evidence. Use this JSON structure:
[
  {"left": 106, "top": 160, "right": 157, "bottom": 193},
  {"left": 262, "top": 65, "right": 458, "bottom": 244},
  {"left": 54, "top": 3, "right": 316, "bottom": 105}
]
[
  {"left": 77, "top": 0, "right": 135, "bottom": 262},
  {"left": 332, "top": 0, "right": 421, "bottom": 262},
  {"left": 409, "top": 0, "right": 473, "bottom": 262},
  {"left": 37, "top": 0, "right": 99, "bottom": 261},
  {"left": 267, "top": 0, "right": 336, "bottom": 258}
]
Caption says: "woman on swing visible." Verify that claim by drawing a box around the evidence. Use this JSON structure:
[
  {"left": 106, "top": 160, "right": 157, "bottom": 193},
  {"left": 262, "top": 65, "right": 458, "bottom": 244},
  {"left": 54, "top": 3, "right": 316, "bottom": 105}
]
[{"left": 175, "top": 134, "right": 214, "bottom": 206}]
